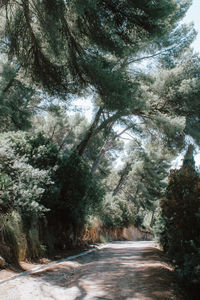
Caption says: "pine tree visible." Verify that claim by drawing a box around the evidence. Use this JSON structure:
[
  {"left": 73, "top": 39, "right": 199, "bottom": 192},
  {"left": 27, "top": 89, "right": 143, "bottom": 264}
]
[
  {"left": 0, "top": 62, "right": 39, "bottom": 131},
  {"left": 0, "top": 0, "right": 194, "bottom": 109},
  {"left": 145, "top": 52, "right": 200, "bottom": 147},
  {"left": 116, "top": 141, "right": 171, "bottom": 223},
  {"left": 1, "top": 1, "right": 197, "bottom": 158}
]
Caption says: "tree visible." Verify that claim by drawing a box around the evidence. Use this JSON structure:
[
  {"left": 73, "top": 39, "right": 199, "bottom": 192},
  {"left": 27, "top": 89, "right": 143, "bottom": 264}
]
[
  {"left": 1, "top": 1, "right": 197, "bottom": 159},
  {"left": 147, "top": 52, "right": 200, "bottom": 147},
  {"left": 75, "top": 50, "right": 200, "bottom": 157},
  {"left": 32, "top": 108, "right": 88, "bottom": 152},
  {"left": 111, "top": 140, "right": 172, "bottom": 227},
  {"left": 91, "top": 126, "right": 129, "bottom": 175},
  {"left": 49, "top": 151, "right": 105, "bottom": 241},
  {"left": 1, "top": 1, "right": 194, "bottom": 104},
  {"left": 0, "top": 62, "right": 39, "bottom": 131},
  {"left": 156, "top": 145, "right": 200, "bottom": 293},
  {"left": 1, "top": 0, "right": 200, "bottom": 260}
]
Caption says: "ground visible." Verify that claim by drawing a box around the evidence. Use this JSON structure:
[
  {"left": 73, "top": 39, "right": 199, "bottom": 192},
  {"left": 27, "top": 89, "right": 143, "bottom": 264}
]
[{"left": 0, "top": 241, "right": 183, "bottom": 300}]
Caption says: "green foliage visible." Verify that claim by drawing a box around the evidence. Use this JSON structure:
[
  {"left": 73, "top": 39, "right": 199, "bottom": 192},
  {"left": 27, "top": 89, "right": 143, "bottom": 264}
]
[
  {"left": 100, "top": 193, "right": 136, "bottom": 229},
  {"left": 0, "top": 0, "right": 199, "bottom": 266},
  {"left": 32, "top": 110, "right": 88, "bottom": 152},
  {"left": 0, "top": 129, "right": 106, "bottom": 256},
  {"left": 0, "top": 62, "right": 38, "bottom": 132},
  {"left": 0, "top": 132, "right": 53, "bottom": 215},
  {"left": 13, "top": 132, "right": 60, "bottom": 170},
  {"left": 149, "top": 53, "right": 200, "bottom": 146},
  {"left": 1, "top": 0, "right": 194, "bottom": 109},
  {"left": 53, "top": 151, "right": 105, "bottom": 228},
  {"left": 114, "top": 142, "right": 170, "bottom": 224},
  {"left": 155, "top": 148, "right": 200, "bottom": 293}
]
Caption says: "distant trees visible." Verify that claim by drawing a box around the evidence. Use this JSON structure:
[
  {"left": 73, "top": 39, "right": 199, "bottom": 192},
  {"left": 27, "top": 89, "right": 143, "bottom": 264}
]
[
  {"left": 32, "top": 108, "right": 88, "bottom": 152},
  {"left": 107, "top": 141, "right": 171, "bottom": 228},
  {"left": 1, "top": 0, "right": 200, "bottom": 266}
]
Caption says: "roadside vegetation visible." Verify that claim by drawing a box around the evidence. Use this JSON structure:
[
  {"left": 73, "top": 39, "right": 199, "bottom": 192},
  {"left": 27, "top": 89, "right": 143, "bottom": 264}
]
[{"left": 0, "top": 0, "right": 200, "bottom": 295}]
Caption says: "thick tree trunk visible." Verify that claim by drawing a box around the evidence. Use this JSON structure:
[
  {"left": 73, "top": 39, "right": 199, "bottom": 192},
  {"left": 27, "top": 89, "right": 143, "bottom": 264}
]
[{"left": 76, "top": 107, "right": 103, "bottom": 156}]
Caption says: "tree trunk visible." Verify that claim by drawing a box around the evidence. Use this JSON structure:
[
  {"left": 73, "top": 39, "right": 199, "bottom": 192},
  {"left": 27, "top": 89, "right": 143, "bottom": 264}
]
[
  {"left": 91, "top": 137, "right": 112, "bottom": 175},
  {"left": 76, "top": 107, "right": 103, "bottom": 156},
  {"left": 112, "top": 162, "right": 131, "bottom": 196},
  {"left": 113, "top": 176, "right": 128, "bottom": 196},
  {"left": 150, "top": 210, "right": 155, "bottom": 227},
  {"left": 91, "top": 125, "right": 133, "bottom": 175}
]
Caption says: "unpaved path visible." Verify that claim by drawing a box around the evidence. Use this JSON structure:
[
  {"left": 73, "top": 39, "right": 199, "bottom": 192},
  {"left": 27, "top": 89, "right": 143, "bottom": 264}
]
[{"left": 0, "top": 241, "right": 180, "bottom": 300}]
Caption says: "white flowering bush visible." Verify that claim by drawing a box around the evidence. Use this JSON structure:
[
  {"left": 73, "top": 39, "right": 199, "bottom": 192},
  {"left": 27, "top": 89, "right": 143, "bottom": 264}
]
[{"left": 0, "top": 132, "right": 53, "bottom": 215}]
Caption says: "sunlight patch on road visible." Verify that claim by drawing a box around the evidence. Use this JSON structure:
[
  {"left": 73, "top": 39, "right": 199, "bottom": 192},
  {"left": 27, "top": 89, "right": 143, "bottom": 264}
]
[{"left": 64, "top": 286, "right": 81, "bottom": 299}]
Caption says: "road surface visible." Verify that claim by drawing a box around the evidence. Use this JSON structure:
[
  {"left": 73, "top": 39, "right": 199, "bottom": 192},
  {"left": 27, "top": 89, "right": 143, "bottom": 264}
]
[{"left": 0, "top": 241, "right": 179, "bottom": 300}]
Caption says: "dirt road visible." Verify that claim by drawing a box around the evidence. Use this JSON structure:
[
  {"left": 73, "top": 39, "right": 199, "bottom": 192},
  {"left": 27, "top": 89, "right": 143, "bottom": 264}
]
[{"left": 0, "top": 241, "right": 180, "bottom": 300}]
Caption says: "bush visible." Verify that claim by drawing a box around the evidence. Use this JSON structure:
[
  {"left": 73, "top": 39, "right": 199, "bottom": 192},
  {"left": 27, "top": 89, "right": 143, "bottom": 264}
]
[
  {"left": 0, "top": 132, "right": 105, "bottom": 254},
  {"left": 13, "top": 132, "right": 60, "bottom": 169},
  {"left": 0, "top": 132, "right": 53, "bottom": 215}
]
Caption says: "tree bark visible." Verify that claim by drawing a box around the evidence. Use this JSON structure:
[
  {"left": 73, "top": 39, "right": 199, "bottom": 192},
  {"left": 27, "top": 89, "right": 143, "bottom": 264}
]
[
  {"left": 76, "top": 107, "right": 103, "bottom": 156},
  {"left": 91, "top": 141, "right": 108, "bottom": 175},
  {"left": 150, "top": 210, "right": 155, "bottom": 227},
  {"left": 91, "top": 125, "right": 133, "bottom": 175},
  {"left": 112, "top": 162, "right": 132, "bottom": 196}
]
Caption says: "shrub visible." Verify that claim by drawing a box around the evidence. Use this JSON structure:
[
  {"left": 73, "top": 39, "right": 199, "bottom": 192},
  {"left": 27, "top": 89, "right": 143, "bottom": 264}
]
[{"left": 0, "top": 132, "right": 53, "bottom": 215}]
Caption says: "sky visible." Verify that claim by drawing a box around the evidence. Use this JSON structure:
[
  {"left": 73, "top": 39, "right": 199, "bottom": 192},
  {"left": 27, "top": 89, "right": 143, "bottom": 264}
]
[
  {"left": 183, "top": 0, "right": 200, "bottom": 53},
  {"left": 176, "top": 0, "right": 200, "bottom": 167}
]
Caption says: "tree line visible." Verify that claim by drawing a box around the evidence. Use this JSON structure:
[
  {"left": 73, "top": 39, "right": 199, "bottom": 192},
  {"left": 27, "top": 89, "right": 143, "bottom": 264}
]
[{"left": 0, "top": 0, "right": 200, "bottom": 294}]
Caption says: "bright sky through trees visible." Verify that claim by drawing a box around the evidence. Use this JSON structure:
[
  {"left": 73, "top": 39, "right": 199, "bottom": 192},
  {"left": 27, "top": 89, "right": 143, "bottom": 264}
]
[
  {"left": 184, "top": 0, "right": 200, "bottom": 53},
  {"left": 182, "top": 0, "right": 200, "bottom": 166},
  {"left": 69, "top": 0, "right": 200, "bottom": 168}
]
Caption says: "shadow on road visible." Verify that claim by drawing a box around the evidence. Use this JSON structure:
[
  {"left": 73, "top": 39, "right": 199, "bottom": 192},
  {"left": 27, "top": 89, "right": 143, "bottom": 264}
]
[{"left": 29, "top": 241, "right": 179, "bottom": 300}]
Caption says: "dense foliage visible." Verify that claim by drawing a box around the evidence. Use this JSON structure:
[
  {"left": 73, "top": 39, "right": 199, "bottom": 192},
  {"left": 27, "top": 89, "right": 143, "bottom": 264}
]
[
  {"left": 1, "top": 0, "right": 193, "bottom": 104},
  {"left": 0, "top": 62, "right": 38, "bottom": 131},
  {"left": 49, "top": 151, "right": 105, "bottom": 230},
  {"left": 0, "top": 132, "right": 52, "bottom": 215},
  {"left": 155, "top": 148, "right": 200, "bottom": 294},
  {"left": 0, "top": 5, "right": 200, "bottom": 292},
  {"left": 0, "top": 132, "right": 104, "bottom": 258}
]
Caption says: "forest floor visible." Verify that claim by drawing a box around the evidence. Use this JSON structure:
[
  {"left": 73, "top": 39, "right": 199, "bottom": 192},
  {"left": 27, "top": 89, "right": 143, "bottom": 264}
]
[{"left": 0, "top": 241, "right": 184, "bottom": 300}]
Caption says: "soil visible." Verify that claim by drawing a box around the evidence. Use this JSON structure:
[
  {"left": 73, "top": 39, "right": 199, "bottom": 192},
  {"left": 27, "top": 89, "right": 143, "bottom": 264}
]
[
  {"left": 0, "top": 246, "right": 91, "bottom": 282},
  {"left": 0, "top": 241, "right": 184, "bottom": 300}
]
